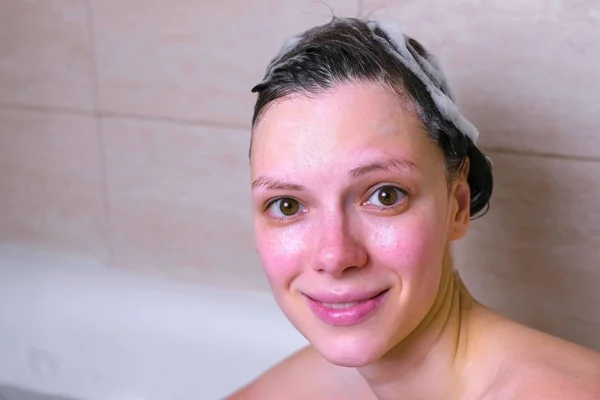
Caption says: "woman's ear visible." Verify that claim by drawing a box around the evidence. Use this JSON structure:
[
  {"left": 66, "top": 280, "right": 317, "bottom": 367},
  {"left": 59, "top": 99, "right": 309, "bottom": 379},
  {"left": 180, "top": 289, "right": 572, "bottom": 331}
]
[{"left": 448, "top": 159, "right": 471, "bottom": 241}]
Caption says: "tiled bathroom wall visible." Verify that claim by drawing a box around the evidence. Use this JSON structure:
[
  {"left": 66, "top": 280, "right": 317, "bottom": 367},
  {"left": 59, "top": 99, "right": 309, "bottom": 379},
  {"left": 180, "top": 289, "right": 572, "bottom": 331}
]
[{"left": 1, "top": 0, "right": 599, "bottom": 349}]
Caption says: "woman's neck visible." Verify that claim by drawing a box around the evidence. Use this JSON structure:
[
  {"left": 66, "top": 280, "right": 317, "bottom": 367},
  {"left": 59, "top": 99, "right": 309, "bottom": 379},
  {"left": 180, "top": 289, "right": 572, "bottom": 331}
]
[{"left": 357, "top": 248, "right": 476, "bottom": 400}]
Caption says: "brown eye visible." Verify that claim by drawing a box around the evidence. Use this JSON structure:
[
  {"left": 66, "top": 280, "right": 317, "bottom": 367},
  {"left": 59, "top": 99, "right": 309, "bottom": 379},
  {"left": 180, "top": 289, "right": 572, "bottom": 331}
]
[
  {"left": 378, "top": 186, "right": 398, "bottom": 206},
  {"left": 279, "top": 198, "right": 299, "bottom": 215},
  {"left": 366, "top": 185, "right": 406, "bottom": 208},
  {"left": 267, "top": 197, "right": 303, "bottom": 219}
]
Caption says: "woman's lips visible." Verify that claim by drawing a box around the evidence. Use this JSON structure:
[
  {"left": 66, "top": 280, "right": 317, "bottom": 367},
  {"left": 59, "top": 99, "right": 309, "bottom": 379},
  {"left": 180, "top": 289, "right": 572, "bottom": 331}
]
[{"left": 304, "top": 289, "right": 389, "bottom": 327}]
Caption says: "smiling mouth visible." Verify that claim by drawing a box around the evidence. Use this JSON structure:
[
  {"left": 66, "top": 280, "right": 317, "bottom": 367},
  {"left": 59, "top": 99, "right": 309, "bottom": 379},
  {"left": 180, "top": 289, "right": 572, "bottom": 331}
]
[
  {"left": 322, "top": 301, "right": 363, "bottom": 309},
  {"left": 304, "top": 289, "right": 390, "bottom": 327},
  {"left": 318, "top": 290, "right": 389, "bottom": 309}
]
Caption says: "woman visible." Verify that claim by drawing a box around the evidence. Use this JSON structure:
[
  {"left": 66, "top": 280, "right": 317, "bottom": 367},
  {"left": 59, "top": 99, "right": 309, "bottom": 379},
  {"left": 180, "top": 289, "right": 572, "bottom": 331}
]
[{"left": 228, "top": 17, "right": 600, "bottom": 399}]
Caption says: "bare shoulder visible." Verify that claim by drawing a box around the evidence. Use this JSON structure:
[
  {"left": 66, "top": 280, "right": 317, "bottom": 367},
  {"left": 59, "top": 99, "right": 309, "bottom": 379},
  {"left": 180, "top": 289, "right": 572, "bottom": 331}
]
[
  {"left": 492, "top": 357, "right": 600, "bottom": 400},
  {"left": 518, "top": 340, "right": 600, "bottom": 399},
  {"left": 479, "top": 310, "right": 600, "bottom": 399},
  {"left": 225, "top": 345, "right": 376, "bottom": 400}
]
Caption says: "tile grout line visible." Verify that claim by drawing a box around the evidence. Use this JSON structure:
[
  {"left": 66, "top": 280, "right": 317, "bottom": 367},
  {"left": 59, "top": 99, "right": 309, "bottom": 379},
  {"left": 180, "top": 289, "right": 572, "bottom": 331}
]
[
  {"left": 0, "top": 102, "right": 92, "bottom": 117},
  {"left": 84, "top": 0, "right": 115, "bottom": 267},
  {"left": 480, "top": 147, "right": 600, "bottom": 163},
  {"left": 0, "top": 102, "right": 251, "bottom": 131},
  {"left": 1, "top": 109, "right": 599, "bottom": 164},
  {"left": 100, "top": 110, "right": 252, "bottom": 131}
]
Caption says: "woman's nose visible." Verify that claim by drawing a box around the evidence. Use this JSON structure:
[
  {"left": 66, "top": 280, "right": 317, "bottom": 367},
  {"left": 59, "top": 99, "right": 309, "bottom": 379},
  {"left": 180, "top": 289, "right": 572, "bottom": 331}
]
[{"left": 311, "top": 216, "right": 368, "bottom": 276}]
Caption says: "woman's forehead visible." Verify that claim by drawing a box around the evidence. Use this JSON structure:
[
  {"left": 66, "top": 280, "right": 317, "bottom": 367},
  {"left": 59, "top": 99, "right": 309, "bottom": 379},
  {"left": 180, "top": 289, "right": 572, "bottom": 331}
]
[{"left": 250, "top": 82, "right": 436, "bottom": 174}]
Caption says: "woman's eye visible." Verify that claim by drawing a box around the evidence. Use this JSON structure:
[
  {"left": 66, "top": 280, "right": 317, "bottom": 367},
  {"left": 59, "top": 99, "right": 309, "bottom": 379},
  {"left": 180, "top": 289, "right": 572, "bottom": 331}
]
[
  {"left": 267, "top": 198, "right": 304, "bottom": 218},
  {"left": 365, "top": 186, "right": 407, "bottom": 207}
]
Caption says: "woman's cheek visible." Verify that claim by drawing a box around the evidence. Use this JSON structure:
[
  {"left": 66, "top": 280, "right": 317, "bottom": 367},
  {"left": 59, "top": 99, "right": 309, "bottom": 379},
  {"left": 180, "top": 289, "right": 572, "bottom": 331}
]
[
  {"left": 369, "top": 215, "right": 441, "bottom": 274},
  {"left": 255, "top": 223, "right": 309, "bottom": 284}
]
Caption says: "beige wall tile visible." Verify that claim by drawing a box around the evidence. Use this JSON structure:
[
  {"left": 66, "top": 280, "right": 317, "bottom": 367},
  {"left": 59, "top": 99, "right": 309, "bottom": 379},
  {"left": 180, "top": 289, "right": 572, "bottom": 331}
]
[
  {"left": 102, "top": 117, "right": 268, "bottom": 290},
  {"left": 0, "top": 0, "right": 95, "bottom": 111},
  {"left": 381, "top": 1, "right": 600, "bottom": 158},
  {"left": 0, "top": 109, "right": 107, "bottom": 259},
  {"left": 454, "top": 153, "right": 600, "bottom": 351},
  {"left": 93, "top": 0, "right": 600, "bottom": 157},
  {"left": 91, "top": 0, "right": 356, "bottom": 126}
]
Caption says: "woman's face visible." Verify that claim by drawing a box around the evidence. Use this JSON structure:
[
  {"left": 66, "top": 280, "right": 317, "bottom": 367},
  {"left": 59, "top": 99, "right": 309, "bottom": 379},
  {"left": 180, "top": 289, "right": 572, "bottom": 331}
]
[{"left": 250, "top": 81, "right": 470, "bottom": 367}]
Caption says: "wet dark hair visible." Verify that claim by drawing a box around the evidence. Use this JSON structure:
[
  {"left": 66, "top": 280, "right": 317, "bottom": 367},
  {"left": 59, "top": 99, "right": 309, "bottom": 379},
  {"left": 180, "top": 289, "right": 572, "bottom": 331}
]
[{"left": 250, "top": 17, "right": 493, "bottom": 218}]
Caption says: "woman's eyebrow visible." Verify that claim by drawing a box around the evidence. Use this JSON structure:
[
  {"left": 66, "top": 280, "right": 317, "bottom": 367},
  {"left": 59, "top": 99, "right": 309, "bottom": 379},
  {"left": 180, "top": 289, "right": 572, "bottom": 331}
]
[
  {"left": 252, "top": 157, "right": 416, "bottom": 191},
  {"left": 252, "top": 176, "right": 306, "bottom": 191},
  {"left": 349, "top": 156, "right": 417, "bottom": 178}
]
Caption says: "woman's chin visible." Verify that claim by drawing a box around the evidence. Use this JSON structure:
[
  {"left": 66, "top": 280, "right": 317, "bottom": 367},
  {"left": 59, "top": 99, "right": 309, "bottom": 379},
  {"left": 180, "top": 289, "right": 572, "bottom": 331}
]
[{"left": 311, "top": 333, "right": 387, "bottom": 368}]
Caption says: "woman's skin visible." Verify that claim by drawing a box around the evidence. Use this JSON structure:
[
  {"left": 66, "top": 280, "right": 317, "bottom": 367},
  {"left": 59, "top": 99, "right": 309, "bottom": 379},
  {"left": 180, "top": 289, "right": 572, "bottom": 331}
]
[{"left": 229, "top": 81, "right": 600, "bottom": 399}]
